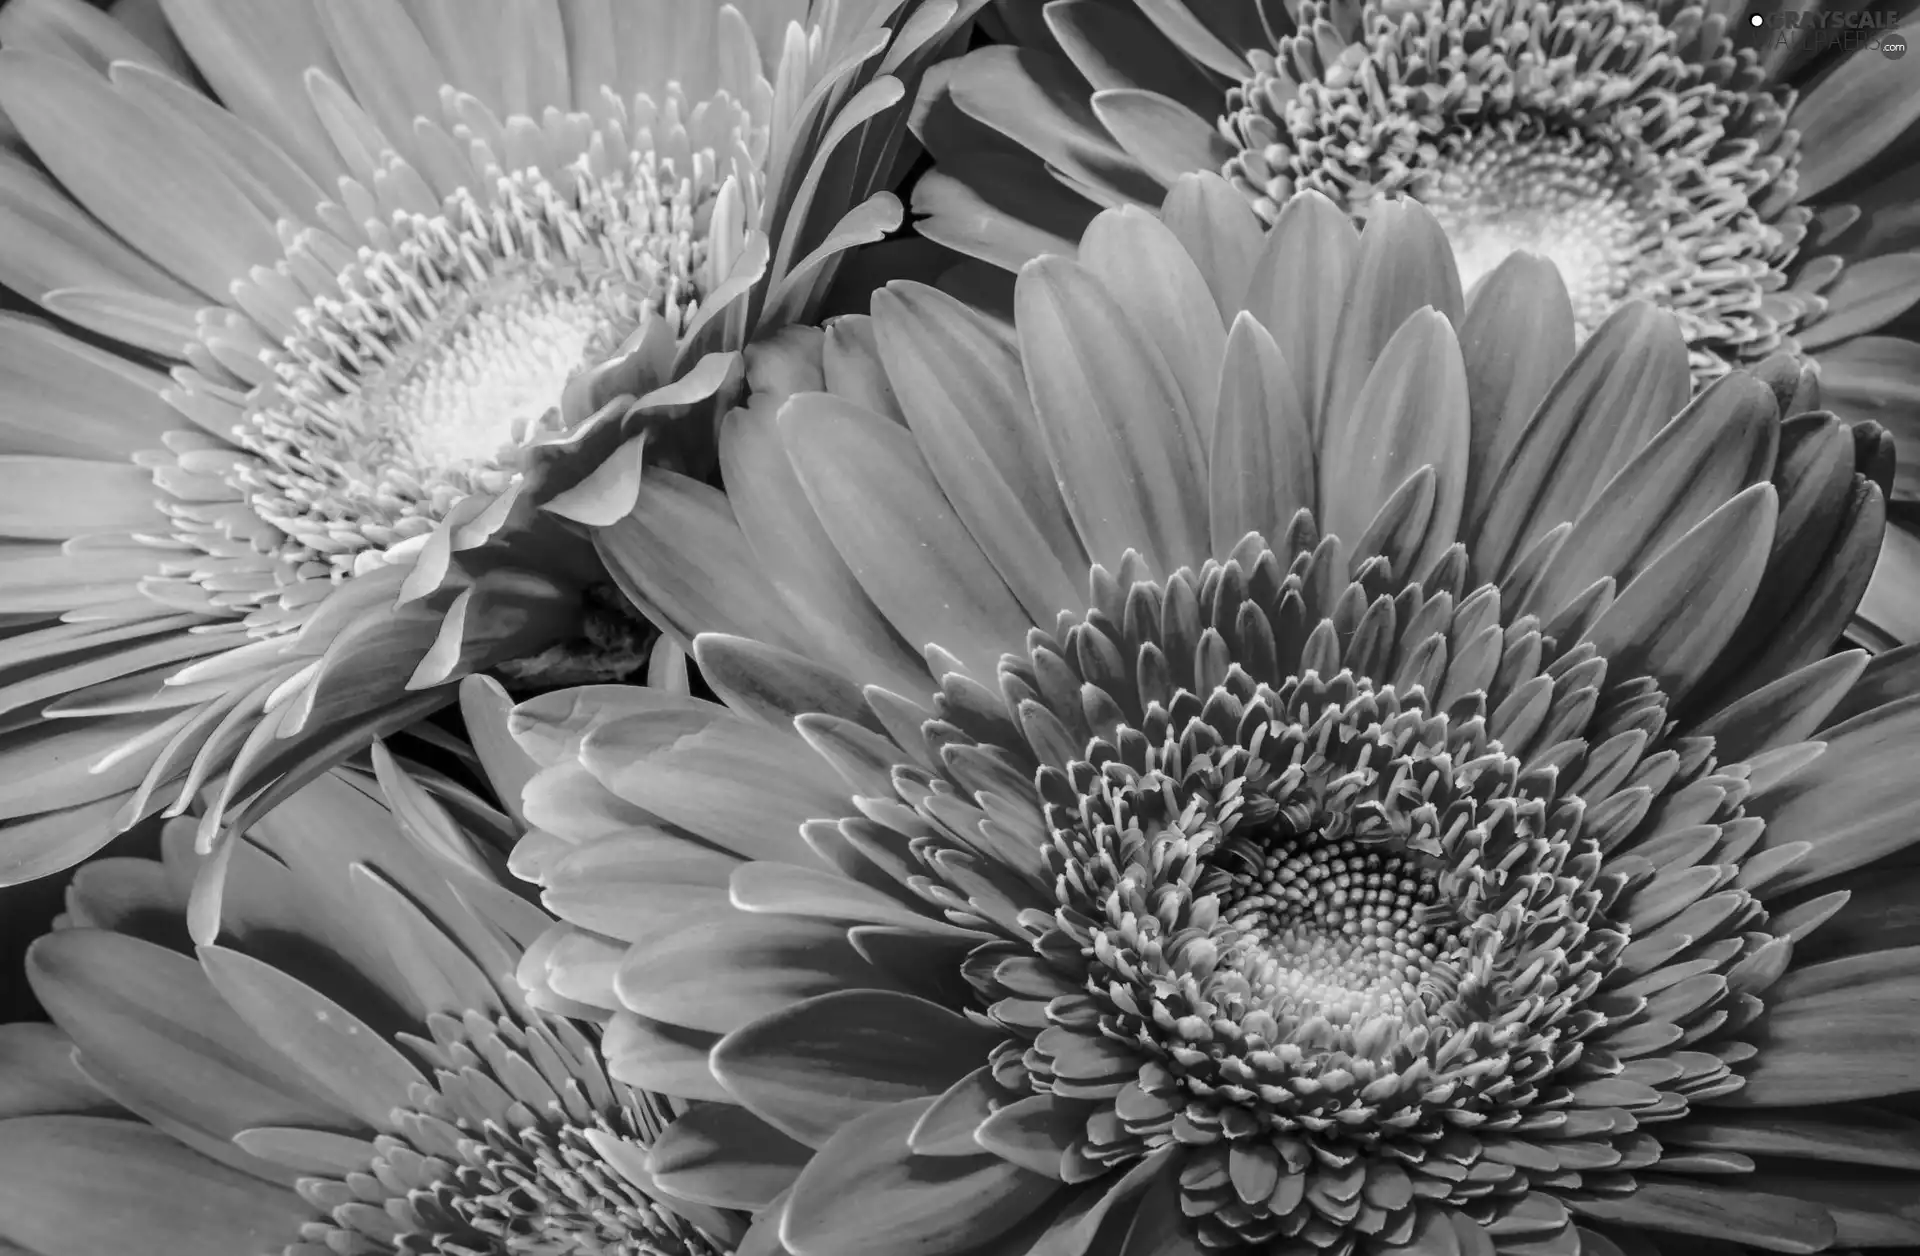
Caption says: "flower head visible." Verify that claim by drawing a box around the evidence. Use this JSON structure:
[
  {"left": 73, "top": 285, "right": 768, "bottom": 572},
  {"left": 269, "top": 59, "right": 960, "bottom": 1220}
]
[
  {"left": 506, "top": 186, "right": 1917, "bottom": 1255},
  {"left": 0, "top": 722, "right": 746, "bottom": 1256},
  {"left": 0, "top": 0, "right": 981, "bottom": 898},
  {"left": 911, "top": 0, "right": 1920, "bottom": 645}
]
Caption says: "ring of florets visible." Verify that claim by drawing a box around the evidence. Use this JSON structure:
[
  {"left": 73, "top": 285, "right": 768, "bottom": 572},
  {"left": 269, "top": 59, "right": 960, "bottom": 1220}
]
[{"left": 1218, "top": 0, "right": 1806, "bottom": 375}]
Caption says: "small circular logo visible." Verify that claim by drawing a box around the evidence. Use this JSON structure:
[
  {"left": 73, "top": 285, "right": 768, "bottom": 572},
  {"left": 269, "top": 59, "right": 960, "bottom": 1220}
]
[
  {"left": 1750, "top": 12, "right": 1764, "bottom": 25},
  {"left": 1881, "top": 33, "right": 1909, "bottom": 59}
]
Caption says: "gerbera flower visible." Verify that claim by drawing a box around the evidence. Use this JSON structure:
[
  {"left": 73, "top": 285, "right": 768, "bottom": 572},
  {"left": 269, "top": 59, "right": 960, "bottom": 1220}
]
[
  {"left": 0, "top": 720, "right": 750, "bottom": 1256},
  {"left": 504, "top": 186, "right": 1918, "bottom": 1254},
  {"left": 910, "top": 0, "right": 1920, "bottom": 647},
  {"left": 0, "top": 0, "right": 980, "bottom": 894}
]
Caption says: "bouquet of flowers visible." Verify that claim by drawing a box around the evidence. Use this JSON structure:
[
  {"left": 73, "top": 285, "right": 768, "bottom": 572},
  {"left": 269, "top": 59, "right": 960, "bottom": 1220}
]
[{"left": 1, "top": 2, "right": 1919, "bottom": 1253}]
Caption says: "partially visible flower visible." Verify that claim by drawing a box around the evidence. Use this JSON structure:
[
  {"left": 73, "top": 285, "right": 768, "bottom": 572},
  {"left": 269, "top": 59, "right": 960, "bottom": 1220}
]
[
  {"left": 0, "top": 716, "right": 747, "bottom": 1256},
  {"left": 506, "top": 187, "right": 1917, "bottom": 1254},
  {"left": 909, "top": 0, "right": 1920, "bottom": 645},
  {"left": 0, "top": 0, "right": 980, "bottom": 900}
]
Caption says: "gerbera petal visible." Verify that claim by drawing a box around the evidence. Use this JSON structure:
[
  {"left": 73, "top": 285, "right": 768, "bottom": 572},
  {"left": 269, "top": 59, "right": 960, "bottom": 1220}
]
[
  {"left": 156, "top": 0, "right": 347, "bottom": 182},
  {"left": 27, "top": 930, "right": 346, "bottom": 1144},
  {"left": 0, "top": 315, "right": 177, "bottom": 459},
  {"left": 0, "top": 0, "right": 180, "bottom": 76},
  {"left": 615, "top": 909, "right": 892, "bottom": 1036},
  {"left": 907, "top": 150, "right": 1093, "bottom": 271},
  {"left": 0, "top": 48, "right": 282, "bottom": 298},
  {"left": 1241, "top": 190, "right": 1359, "bottom": 444},
  {"left": 1566, "top": 1179, "right": 1834, "bottom": 1254},
  {"left": 942, "top": 47, "right": 1161, "bottom": 207},
  {"left": 778, "top": 1097, "right": 1061, "bottom": 1256},
  {"left": 197, "top": 943, "right": 429, "bottom": 1131},
  {"left": 1670, "top": 1109, "right": 1920, "bottom": 1171},
  {"left": 0, "top": 715, "right": 171, "bottom": 823},
  {"left": 597, "top": 468, "right": 816, "bottom": 656},
  {"left": 541, "top": 828, "right": 738, "bottom": 942},
  {"left": 1715, "top": 953, "right": 1920, "bottom": 1106},
  {"left": 1815, "top": 336, "right": 1920, "bottom": 468},
  {"left": 720, "top": 379, "right": 935, "bottom": 700},
  {"left": 693, "top": 633, "right": 880, "bottom": 730},
  {"left": 0, "top": 1116, "right": 310, "bottom": 1256},
  {"left": 1317, "top": 308, "right": 1468, "bottom": 576},
  {"left": 712, "top": 989, "right": 1001, "bottom": 1147},
  {"left": 1131, "top": 0, "right": 1253, "bottom": 76},
  {"left": 1748, "top": 692, "right": 1920, "bottom": 898},
  {"left": 1046, "top": 0, "right": 1219, "bottom": 121},
  {"left": 0, "top": 1023, "right": 117, "bottom": 1120},
  {"left": 1471, "top": 302, "right": 1690, "bottom": 582},
  {"left": 579, "top": 705, "right": 848, "bottom": 865},
  {"left": 1691, "top": 651, "right": 1869, "bottom": 763},
  {"left": 1016, "top": 254, "right": 1209, "bottom": 575},
  {"left": 870, "top": 283, "right": 1087, "bottom": 621},
  {"left": 0, "top": 146, "right": 200, "bottom": 315},
  {"left": 1318, "top": 200, "right": 1465, "bottom": 443},
  {"left": 1796, "top": 253, "right": 1920, "bottom": 350},
  {"left": 1088, "top": 87, "right": 1236, "bottom": 188},
  {"left": 778, "top": 391, "right": 1035, "bottom": 680},
  {"left": 602, "top": 1010, "right": 730, "bottom": 1103},
  {"left": 1858, "top": 524, "right": 1920, "bottom": 651},
  {"left": 1520, "top": 371, "right": 1778, "bottom": 621},
  {"left": 1209, "top": 312, "right": 1313, "bottom": 557},
  {"left": 1077, "top": 204, "right": 1227, "bottom": 437},
  {"left": 1457, "top": 252, "right": 1578, "bottom": 514},
  {"left": 1158, "top": 171, "right": 1267, "bottom": 320},
  {"left": 311, "top": 0, "right": 448, "bottom": 173},
  {"left": 1791, "top": 18, "right": 1920, "bottom": 200},
  {"left": 647, "top": 1104, "right": 811, "bottom": 1211},
  {"left": 1581, "top": 484, "right": 1776, "bottom": 705}
]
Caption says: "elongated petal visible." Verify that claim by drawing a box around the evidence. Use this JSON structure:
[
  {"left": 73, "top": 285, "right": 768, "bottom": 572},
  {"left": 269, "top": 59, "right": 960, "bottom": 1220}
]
[
  {"left": 1793, "top": 18, "right": 1920, "bottom": 199},
  {"left": 780, "top": 1097, "right": 1060, "bottom": 1256},
  {"left": 198, "top": 944, "right": 426, "bottom": 1131},
  {"left": 1076, "top": 205, "right": 1226, "bottom": 440},
  {"left": 1749, "top": 692, "right": 1920, "bottom": 896},
  {"left": 1016, "top": 253, "right": 1209, "bottom": 575},
  {"left": 1318, "top": 308, "right": 1469, "bottom": 576},
  {"left": 1459, "top": 252, "right": 1577, "bottom": 510},
  {"left": 780, "top": 392, "right": 1033, "bottom": 681},
  {"left": 1242, "top": 191, "right": 1359, "bottom": 445},
  {"left": 0, "top": 1115, "right": 309, "bottom": 1256},
  {"left": 712, "top": 990, "right": 1000, "bottom": 1147},
  {"left": 1319, "top": 200, "right": 1465, "bottom": 442},
  {"left": 580, "top": 705, "right": 849, "bottom": 865},
  {"left": 1472, "top": 302, "right": 1691, "bottom": 581},
  {"left": 1523, "top": 372, "right": 1778, "bottom": 620},
  {"left": 1209, "top": 313, "right": 1313, "bottom": 557},
  {"left": 29, "top": 930, "right": 344, "bottom": 1144},
  {"left": 647, "top": 1104, "right": 812, "bottom": 1210},
  {"left": 1582, "top": 485, "right": 1777, "bottom": 705},
  {"left": 615, "top": 909, "right": 887, "bottom": 1035},
  {"left": 1159, "top": 172, "right": 1266, "bottom": 320}
]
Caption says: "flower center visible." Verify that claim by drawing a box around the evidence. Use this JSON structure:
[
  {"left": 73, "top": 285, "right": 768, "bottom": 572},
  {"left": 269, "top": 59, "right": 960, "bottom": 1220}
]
[
  {"left": 1210, "top": 832, "right": 1458, "bottom": 1041},
  {"left": 1417, "top": 125, "right": 1651, "bottom": 336},
  {"left": 1219, "top": 0, "right": 1806, "bottom": 375},
  {"left": 292, "top": 1014, "right": 725, "bottom": 1256},
  {"left": 211, "top": 148, "right": 709, "bottom": 598}
]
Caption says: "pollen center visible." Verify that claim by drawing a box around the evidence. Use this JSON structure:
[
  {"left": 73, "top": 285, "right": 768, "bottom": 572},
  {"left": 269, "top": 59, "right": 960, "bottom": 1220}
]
[
  {"left": 1213, "top": 830, "right": 1461, "bottom": 1035},
  {"left": 228, "top": 153, "right": 708, "bottom": 588},
  {"left": 1418, "top": 127, "right": 1649, "bottom": 336}
]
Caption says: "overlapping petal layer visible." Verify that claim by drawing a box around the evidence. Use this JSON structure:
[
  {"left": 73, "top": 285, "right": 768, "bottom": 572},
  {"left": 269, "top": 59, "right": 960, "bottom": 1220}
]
[
  {"left": 506, "top": 187, "right": 1920, "bottom": 1254},
  {"left": 0, "top": 0, "right": 983, "bottom": 904},
  {"left": 908, "top": 0, "right": 1920, "bottom": 646},
  {"left": 0, "top": 723, "right": 747, "bottom": 1256}
]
